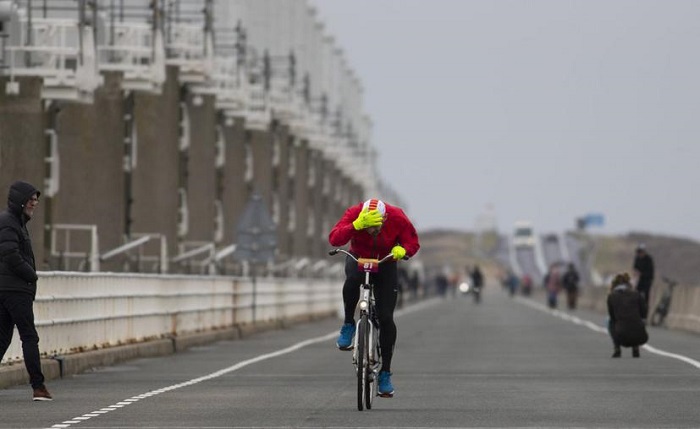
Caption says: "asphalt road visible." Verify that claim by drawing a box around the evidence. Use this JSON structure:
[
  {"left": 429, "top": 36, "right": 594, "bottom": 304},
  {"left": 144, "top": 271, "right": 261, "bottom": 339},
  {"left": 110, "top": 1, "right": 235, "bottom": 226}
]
[{"left": 2, "top": 286, "right": 700, "bottom": 429}]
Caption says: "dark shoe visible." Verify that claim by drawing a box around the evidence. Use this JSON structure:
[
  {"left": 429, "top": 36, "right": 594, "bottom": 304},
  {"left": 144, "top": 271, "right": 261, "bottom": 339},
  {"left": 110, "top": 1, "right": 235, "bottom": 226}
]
[
  {"left": 612, "top": 349, "right": 621, "bottom": 358},
  {"left": 632, "top": 347, "right": 640, "bottom": 358},
  {"left": 377, "top": 371, "right": 394, "bottom": 397},
  {"left": 32, "top": 386, "right": 52, "bottom": 401},
  {"left": 336, "top": 323, "right": 355, "bottom": 350}
]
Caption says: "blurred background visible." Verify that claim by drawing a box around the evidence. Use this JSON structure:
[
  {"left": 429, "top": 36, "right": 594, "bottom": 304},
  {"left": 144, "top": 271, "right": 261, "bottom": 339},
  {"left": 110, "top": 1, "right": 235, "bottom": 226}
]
[{"left": 1, "top": 0, "right": 698, "bottom": 290}]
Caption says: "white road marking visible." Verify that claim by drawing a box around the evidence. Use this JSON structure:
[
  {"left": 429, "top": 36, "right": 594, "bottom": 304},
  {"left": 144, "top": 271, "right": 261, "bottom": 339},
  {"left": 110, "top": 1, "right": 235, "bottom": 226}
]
[
  {"left": 47, "top": 299, "right": 443, "bottom": 429},
  {"left": 47, "top": 331, "right": 338, "bottom": 429},
  {"left": 517, "top": 296, "right": 700, "bottom": 369}
]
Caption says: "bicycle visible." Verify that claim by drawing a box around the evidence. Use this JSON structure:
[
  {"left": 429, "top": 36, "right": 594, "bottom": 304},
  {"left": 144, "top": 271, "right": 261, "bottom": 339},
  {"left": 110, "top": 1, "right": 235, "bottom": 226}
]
[
  {"left": 471, "top": 285, "right": 482, "bottom": 304},
  {"left": 329, "top": 248, "right": 394, "bottom": 411},
  {"left": 650, "top": 276, "right": 677, "bottom": 327}
]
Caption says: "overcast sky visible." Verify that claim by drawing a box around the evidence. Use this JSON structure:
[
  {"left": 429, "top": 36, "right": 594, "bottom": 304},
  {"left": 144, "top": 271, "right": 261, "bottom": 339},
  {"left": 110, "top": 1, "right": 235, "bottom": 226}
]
[{"left": 311, "top": 0, "right": 700, "bottom": 241}]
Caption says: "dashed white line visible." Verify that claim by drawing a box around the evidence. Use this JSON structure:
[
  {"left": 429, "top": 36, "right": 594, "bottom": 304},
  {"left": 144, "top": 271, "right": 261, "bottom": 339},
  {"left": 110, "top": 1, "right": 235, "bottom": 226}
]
[
  {"left": 46, "top": 299, "right": 442, "bottom": 429},
  {"left": 517, "top": 296, "right": 700, "bottom": 369},
  {"left": 47, "top": 330, "right": 337, "bottom": 429}
]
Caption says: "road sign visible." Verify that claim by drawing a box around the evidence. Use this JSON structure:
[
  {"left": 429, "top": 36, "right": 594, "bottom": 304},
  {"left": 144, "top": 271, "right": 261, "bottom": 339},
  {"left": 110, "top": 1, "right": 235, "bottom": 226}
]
[
  {"left": 234, "top": 193, "right": 277, "bottom": 264},
  {"left": 584, "top": 213, "right": 605, "bottom": 227}
]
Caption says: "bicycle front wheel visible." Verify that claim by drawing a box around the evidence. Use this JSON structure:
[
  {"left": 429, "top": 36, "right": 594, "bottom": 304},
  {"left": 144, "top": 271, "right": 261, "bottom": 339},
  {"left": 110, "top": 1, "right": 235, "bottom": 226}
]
[
  {"left": 365, "top": 322, "right": 378, "bottom": 409},
  {"left": 357, "top": 314, "right": 369, "bottom": 411}
]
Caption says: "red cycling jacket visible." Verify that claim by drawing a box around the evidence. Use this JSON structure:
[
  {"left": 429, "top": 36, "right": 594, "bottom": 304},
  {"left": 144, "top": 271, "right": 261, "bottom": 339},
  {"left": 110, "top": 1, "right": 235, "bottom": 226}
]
[{"left": 328, "top": 201, "right": 420, "bottom": 259}]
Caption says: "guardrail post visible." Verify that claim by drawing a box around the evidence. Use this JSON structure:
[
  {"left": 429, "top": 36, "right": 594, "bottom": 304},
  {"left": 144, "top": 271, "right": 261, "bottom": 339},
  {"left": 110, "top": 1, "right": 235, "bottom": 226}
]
[{"left": 90, "top": 225, "right": 99, "bottom": 272}]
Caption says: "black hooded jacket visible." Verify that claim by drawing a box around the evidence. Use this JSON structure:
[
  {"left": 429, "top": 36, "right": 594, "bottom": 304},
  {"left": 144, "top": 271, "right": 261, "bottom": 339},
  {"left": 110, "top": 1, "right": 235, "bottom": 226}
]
[
  {"left": 607, "top": 284, "right": 648, "bottom": 347},
  {"left": 0, "top": 181, "right": 40, "bottom": 297}
]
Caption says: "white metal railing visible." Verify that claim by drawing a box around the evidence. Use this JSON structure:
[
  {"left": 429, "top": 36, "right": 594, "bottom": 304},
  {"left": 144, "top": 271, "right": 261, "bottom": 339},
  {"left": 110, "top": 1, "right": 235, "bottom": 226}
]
[
  {"left": 50, "top": 224, "right": 99, "bottom": 272},
  {"left": 166, "top": 23, "right": 212, "bottom": 83},
  {"left": 100, "top": 233, "right": 169, "bottom": 274},
  {"left": 245, "top": 82, "right": 270, "bottom": 131},
  {"left": 269, "top": 76, "right": 299, "bottom": 122},
  {"left": 97, "top": 22, "right": 165, "bottom": 93},
  {"left": 0, "top": 273, "right": 340, "bottom": 364},
  {"left": 43, "top": 128, "right": 60, "bottom": 197},
  {"left": 3, "top": 18, "right": 102, "bottom": 101},
  {"left": 205, "top": 56, "right": 247, "bottom": 116},
  {"left": 172, "top": 241, "right": 216, "bottom": 275}
]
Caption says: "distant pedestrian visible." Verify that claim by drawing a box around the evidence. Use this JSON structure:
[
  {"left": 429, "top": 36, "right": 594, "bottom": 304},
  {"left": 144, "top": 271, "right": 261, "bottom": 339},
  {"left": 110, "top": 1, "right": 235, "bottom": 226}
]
[
  {"left": 562, "top": 263, "right": 580, "bottom": 310},
  {"left": 0, "top": 181, "right": 52, "bottom": 401},
  {"left": 544, "top": 265, "right": 562, "bottom": 309},
  {"left": 632, "top": 244, "right": 654, "bottom": 317},
  {"left": 435, "top": 273, "right": 449, "bottom": 297},
  {"left": 469, "top": 265, "right": 485, "bottom": 303},
  {"left": 470, "top": 265, "right": 484, "bottom": 290},
  {"left": 607, "top": 272, "right": 648, "bottom": 358},
  {"left": 503, "top": 270, "right": 519, "bottom": 297},
  {"left": 520, "top": 274, "right": 533, "bottom": 296}
]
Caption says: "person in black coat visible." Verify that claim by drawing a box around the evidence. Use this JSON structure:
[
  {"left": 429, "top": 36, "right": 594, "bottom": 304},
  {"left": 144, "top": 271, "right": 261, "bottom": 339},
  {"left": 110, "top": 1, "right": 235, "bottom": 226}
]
[
  {"left": 607, "top": 272, "right": 648, "bottom": 358},
  {"left": 633, "top": 244, "right": 654, "bottom": 317},
  {"left": 0, "top": 180, "right": 52, "bottom": 400},
  {"left": 562, "top": 263, "right": 580, "bottom": 310}
]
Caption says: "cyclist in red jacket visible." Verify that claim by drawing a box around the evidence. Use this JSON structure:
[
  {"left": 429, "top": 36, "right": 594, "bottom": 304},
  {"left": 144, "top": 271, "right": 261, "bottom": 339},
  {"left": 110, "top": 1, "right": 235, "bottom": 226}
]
[{"left": 328, "top": 198, "right": 420, "bottom": 397}]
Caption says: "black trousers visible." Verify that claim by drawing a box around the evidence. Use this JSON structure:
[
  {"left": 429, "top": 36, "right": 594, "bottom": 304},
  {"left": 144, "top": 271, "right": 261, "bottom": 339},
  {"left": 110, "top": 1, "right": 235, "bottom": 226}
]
[
  {"left": 343, "top": 256, "right": 398, "bottom": 372},
  {"left": 0, "top": 293, "right": 45, "bottom": 388},
  {"left": 637, "top": 282, "right": 652, "bottom": 318}
]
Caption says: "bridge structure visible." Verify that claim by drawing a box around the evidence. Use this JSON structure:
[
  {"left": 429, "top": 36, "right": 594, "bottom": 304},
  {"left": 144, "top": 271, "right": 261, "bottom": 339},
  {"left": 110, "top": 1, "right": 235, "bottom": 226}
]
[
  {"left": 0, "top": 0, "right": 408, "bottom": 277},
  {"left": 3, "top": 4, "right": 700, "bottom": 423}
]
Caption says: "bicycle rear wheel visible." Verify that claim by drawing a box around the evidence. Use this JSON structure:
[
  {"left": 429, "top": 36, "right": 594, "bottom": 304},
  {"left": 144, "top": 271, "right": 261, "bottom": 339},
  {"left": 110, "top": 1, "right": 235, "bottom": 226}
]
[
  {"left": 357, "top": 314, "right": 369, "bottom": 411},
  {"left": 650, "top": 308, "right": 664, "bottom": 327}
]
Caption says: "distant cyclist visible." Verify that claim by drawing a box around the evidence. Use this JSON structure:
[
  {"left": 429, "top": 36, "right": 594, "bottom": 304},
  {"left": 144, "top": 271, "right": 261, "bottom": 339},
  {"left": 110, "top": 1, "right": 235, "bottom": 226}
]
[{"left": 328, "top": 198, "right": 420, "bottom": 397}]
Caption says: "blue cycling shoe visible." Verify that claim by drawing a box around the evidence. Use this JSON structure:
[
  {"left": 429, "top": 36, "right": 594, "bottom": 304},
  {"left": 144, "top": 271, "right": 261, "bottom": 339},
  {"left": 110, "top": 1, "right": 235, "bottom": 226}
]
[
  {"left": 377, "top": 371, "right": 394, "bottom": 397},
  {"left": 336, "top": 323, "right": 355, "bottom": 350}
]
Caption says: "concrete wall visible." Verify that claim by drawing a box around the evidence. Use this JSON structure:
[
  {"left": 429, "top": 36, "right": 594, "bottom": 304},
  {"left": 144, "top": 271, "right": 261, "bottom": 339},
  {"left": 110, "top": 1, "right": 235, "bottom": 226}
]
[
  {"left": 0, "top": 72, "right": 367, "bottom": 272},
  {"left": 578, "top": 283, "right": 700, "bottom": 335},
  {"left": 249, "top": 128, "right": 273, "bottom": 209},
  {"left": 309, "top": 149, "right": 325, "bottom": 259},
  {"left": 1, "top": 272, "right": 340, "bottom": 371},
  {"left": 292, "top": 139, "right": 310, "bottom": 257},
  {"left": 184, "top": 91, "right": 217, "bottom": 245},
  {"left": 323, "top": 158, "right": 340, "bottom": 246},
  {"left": 274, "top": 123, "right": 292, "bottom": 259},
  {"left": 130, "top": 67, "right": 181, "bottom": 265},
  {"left": 49, "top": 72, "right": 125, "bottom": 271},
  {"left": 0, "top": 77, "right": 47, "bottom": 266},
  {"left": 222, "top": 117, "right": 248, "bottom": 246}
]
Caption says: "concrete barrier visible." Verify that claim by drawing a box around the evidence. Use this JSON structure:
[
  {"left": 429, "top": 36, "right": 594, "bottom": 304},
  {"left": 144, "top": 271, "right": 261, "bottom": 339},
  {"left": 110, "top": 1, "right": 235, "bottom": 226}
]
[
  {"left": 0, "top": 272, "right": 341, "bottom": 389},
  {"left": 575, "top": 282, "right": 700, "bottom": 335}
]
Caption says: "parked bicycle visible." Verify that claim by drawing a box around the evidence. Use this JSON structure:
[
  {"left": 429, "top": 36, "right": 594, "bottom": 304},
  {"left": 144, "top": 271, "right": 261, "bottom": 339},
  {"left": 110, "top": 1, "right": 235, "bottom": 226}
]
[
  {"left": 650, "top": 276, "right": 677, "bottom": 327},
  {"left": 329, "top": 248, "right": 394, "bottom": 411}
]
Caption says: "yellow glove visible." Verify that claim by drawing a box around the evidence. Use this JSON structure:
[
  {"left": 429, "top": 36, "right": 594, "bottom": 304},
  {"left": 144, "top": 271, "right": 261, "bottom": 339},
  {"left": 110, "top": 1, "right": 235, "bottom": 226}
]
[
  {"left": 352, "top": 208, "right": 383, "bottom": 230},
  {"left": 391, "top": 245, "right": 406, "bottom": 260}
]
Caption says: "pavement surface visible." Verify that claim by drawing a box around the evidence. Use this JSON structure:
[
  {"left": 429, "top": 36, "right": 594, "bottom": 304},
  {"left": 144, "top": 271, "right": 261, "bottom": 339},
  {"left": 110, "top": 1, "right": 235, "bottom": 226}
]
[{"left": 2, "top": 286, "right": 700, "bottom": 429}]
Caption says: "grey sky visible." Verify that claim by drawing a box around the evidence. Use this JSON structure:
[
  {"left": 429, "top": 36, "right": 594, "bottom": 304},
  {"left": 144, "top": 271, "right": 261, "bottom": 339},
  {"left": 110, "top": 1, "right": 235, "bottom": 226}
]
[{"left": 311, "top": 0, "right": 700, "bottom": 241}]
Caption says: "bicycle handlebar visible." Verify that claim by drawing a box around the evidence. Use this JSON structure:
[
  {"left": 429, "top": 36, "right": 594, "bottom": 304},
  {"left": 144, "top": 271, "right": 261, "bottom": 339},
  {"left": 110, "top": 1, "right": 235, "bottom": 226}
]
[{"left": 328, "top": 248, "right": 406, "bottom": 263}]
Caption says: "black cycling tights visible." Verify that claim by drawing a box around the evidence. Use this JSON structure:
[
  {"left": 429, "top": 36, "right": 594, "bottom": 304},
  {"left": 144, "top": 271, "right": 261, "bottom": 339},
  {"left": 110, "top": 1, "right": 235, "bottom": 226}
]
[{"left": 343, "top": 256, "right": 398, "bottom": 373}]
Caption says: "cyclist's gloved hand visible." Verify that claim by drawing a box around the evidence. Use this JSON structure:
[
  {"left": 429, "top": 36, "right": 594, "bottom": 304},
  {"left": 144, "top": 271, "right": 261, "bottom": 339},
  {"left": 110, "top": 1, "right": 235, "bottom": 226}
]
[
  {"left": 352, "top": 208, "right": 383, "bottom": 230},
  {"left": 391, "top": 245, "right": 406, "bottom": 260}
]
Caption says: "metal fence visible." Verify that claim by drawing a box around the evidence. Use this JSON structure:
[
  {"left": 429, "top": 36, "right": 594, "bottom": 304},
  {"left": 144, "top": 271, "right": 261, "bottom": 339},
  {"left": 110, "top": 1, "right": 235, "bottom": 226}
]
[{"left": 1, "top": 272, "right": 340, "bottom": 363}]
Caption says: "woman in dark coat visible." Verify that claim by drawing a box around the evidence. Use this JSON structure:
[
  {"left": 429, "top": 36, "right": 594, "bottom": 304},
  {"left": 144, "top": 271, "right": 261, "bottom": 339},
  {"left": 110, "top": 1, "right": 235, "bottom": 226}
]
[{"left": 607, "top": 272, "right": 648, "bottom": 358}]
